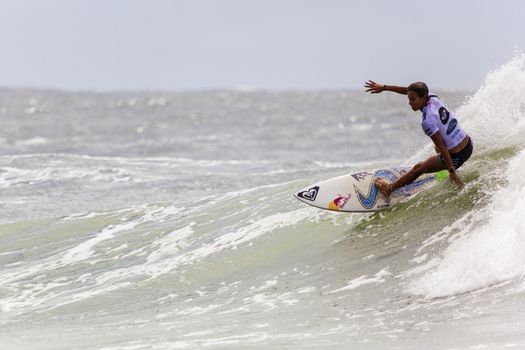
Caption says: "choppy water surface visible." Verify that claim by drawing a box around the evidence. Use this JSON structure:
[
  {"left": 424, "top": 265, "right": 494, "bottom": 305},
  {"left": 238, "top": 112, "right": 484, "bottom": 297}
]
[{"left": 1, "top": 55, "right": 525, "bottom": 349}]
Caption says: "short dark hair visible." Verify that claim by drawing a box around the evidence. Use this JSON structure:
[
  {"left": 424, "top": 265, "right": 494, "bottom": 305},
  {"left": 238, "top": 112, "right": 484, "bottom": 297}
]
[{"left": 408, "top": 82, "right": 429, "bottom": 97}]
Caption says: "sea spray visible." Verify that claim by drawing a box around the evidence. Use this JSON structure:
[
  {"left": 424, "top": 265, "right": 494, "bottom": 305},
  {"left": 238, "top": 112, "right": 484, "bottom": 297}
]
[
  {"left": 460, "top": 53, "right": 525, "bottom": 150},
  {"left": 407, "top": 147, "right": 525, "bottom": 298},
  {"left": 405, "top": 54, "right": 525, "bottom": 298}
]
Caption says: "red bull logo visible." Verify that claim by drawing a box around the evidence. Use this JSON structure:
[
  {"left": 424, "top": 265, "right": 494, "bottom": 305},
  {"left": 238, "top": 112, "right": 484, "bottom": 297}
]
[{"left": 328, "top": 193, "right": 351, "bottom": 211}]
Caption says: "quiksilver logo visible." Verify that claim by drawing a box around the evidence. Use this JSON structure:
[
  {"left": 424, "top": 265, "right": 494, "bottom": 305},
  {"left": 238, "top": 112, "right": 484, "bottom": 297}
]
[
  {"left": 447, "top": 119, "right": 457, "bottom": 135},
  {"left": 354, "top": 169, "right": 398, "bottom": 209}
]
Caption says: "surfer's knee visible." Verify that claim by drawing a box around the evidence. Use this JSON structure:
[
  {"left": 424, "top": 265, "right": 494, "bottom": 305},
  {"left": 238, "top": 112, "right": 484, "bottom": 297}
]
[{"left": 412, "top": 162, "right": 425, "bottom": 176}]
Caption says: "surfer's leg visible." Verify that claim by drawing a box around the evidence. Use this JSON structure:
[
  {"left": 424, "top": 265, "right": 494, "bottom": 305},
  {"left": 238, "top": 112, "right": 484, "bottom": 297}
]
[
  {"left": 390, "top": 155, "right": 445, "bottom": 192},
  {"left": 374, "top": 155, "right": 445, "bottom": 198}
]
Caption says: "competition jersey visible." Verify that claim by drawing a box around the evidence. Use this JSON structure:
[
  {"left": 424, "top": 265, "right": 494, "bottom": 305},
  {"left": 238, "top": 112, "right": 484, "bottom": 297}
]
[{"left": 421, "top": 94, "right": 467, "bottom": 150}]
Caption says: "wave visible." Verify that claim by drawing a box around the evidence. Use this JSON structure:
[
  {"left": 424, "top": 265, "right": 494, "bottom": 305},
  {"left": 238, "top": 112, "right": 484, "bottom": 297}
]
[
  {"left": 404, "top": 53, "right": 525, "bottom": 298},
  {"left": 2, "top": 54, "right": 525, "bottom": 349},
  {"left": 406, "top": 146, "right": 525, "bottom": 298},
  {"left": 460, "top": 53, "right": 525, "bottom": 150}
]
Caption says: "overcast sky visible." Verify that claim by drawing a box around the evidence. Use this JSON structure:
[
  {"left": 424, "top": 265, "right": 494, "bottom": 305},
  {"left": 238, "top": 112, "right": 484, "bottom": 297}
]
[{"left": 1, "top": 0, "right": 524, "bottom": 91}]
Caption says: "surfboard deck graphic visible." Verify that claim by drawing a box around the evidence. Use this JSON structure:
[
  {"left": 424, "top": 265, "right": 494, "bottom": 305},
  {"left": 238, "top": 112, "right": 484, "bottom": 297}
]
[{"left": 294, "top": 167, "right": 447, "bottom": 212}]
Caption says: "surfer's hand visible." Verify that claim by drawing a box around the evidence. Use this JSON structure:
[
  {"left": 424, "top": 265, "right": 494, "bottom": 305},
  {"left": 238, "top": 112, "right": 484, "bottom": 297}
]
[
  {"left": 449, "top": 172, "right": 464, "bottom": 189},
  {"left": 364, "top": 80, "right": 385, "bottom": 94}
]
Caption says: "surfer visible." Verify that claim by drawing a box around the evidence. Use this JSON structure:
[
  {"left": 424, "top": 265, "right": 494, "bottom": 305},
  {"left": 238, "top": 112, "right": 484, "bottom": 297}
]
[{"left": 364, "top": 80, "right": 472, "bottom": 198}]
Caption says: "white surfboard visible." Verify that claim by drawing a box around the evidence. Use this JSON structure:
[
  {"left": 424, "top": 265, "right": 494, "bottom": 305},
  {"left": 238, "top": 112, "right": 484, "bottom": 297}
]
[{"left": 294, "top": 167, "right": 447, "bottom": 212}]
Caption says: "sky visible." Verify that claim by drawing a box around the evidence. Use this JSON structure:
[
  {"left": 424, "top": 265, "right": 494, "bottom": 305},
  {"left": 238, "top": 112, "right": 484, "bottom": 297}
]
[{"left": 1, "top": 0, "right": 524, "bottom": 91}]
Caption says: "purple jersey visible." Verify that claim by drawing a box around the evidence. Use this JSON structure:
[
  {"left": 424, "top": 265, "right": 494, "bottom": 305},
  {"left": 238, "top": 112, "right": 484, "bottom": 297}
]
[{"left": 421, "top": 94, "right": 467, "bottom": 150}]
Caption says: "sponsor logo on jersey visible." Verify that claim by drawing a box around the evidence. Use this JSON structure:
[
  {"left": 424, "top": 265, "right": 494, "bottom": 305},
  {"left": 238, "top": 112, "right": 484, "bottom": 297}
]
[
  {"left": 447, "top": 118, "right": 457, "bottom": 135},
  {"left": 439, "top": 107, "right": 450, "bottom": 124}
]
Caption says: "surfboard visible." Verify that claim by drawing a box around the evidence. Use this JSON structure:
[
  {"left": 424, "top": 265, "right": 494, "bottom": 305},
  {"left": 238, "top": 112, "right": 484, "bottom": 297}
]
[{"left": 294, "top": 167, "right": 448, "bottom": 212}]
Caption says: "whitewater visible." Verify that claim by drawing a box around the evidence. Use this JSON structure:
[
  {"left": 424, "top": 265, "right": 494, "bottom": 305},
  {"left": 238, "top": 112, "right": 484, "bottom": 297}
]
[{"left": 1, "top": 55, "right": 525, "bottom": 349}]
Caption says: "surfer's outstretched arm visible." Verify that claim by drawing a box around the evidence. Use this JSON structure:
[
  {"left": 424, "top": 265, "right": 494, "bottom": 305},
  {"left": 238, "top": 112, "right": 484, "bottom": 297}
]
[{"left": 364, "top": 80, "right": 408, "bottom": 95}]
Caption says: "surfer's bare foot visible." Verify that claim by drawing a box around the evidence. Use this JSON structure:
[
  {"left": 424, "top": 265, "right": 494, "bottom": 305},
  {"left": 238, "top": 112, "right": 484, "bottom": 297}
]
[{"left": 374, "top": 178, "right": 393, "bottom": 198}]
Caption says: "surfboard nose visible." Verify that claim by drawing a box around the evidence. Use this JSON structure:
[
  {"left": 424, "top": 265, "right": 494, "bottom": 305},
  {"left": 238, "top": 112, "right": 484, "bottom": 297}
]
[{"left": 296, "top": 185, "right": 320, "bottom": 202}]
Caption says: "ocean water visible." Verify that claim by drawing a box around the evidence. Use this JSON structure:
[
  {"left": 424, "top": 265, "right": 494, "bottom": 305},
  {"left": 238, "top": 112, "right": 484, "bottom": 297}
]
[{"left": 1, "top": 54, "right": 525, "bottom": 349}]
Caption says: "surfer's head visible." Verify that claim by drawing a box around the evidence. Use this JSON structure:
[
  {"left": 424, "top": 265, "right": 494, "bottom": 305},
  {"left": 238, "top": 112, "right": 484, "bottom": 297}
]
[{"left": 407, "top": 82, "right": 429, "bottom": 111}]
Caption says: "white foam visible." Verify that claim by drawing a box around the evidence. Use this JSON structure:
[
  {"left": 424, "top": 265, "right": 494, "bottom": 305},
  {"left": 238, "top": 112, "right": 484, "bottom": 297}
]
[
  {"left": 15, "top": 137, "right": 49, "bottom": 146},
  {"left": 141, "top": 208, "right": 314, "bottom": 278},
  {"left": 251, "top": 279, "right": 278, "bottom": 292},
  {"left": 297, "top": 286, "right": 316, "bottom": 294},
  {"left": 145, "top": 223, "right": 196, "bottom": 265},
  {"left": 61, "top": 221, "right": 139, "bottom": 264},
  {"left": 408, "top": 147, "right": 525, "bottom": 298},
  {"left": 459, "top": 53, "right": 525, "bottom": 150},
  {"left": 329, "top": 267, "right": 392, "bottom": 293},
  {"left": 0, "top": 205, "right": 187, "bottom": 314}
]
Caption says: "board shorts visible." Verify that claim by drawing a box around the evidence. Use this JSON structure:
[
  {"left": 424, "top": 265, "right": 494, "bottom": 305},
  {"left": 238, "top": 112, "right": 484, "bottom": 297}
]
[{"left": 438, "top": 137, "right": 473, "bottom": 169}]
